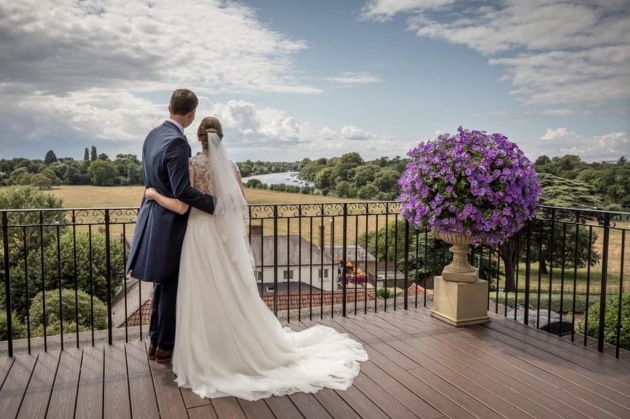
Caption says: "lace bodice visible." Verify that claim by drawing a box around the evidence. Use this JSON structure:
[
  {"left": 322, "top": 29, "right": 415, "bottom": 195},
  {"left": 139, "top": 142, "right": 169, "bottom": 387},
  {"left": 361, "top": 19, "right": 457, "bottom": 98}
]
[{"left": 189, "top": 153, "right": 240, "bottom": 195}]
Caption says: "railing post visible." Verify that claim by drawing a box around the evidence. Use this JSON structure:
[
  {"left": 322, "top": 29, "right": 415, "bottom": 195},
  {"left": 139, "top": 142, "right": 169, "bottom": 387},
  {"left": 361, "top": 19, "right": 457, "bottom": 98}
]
[
  {"left": 523, "top": 220, "right": 532, "bottom": 326},
  {"left": 597, "top": 213, "right": 611, "bottom": 353},
  {"left": 2, "top": 211, "right": 13, "bottom": 357},
  {"left": 105, "top": 209, "right": 113, "bottom": 346},
  {"left": 342, "top": 204, "right": 347, "bottom": 317},
  {"left": 404, "top": 221, "right": 410, "bottom": 310},
  {"left": 273, "top": 205, "right": 278, "bottom": 316}
]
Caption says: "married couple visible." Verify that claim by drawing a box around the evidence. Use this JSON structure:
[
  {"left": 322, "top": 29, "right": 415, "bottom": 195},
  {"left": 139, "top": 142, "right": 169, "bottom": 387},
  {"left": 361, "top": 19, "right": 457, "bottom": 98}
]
[{"left": 126, "top": 89, "right": 368, "bottom": 401}]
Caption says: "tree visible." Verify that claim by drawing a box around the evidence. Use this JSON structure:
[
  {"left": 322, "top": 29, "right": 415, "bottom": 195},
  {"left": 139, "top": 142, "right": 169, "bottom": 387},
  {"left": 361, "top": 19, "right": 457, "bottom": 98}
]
[
  {"left": 499, "top": 173, "right": 602, "bottom": 291},
  {"left": 98, "top": 153, "right": 110, "bottom": 161},
  {"left": 373, "top": 168, "right": 401, "bottom": 193},
  {"left": 32, "top": 174, "right": 52, "bottom": 189},
  {"left": 315, "top": 167, "right": 335, "bottom": 189},
  {"left": 84, "top": 147, "right": 90, "bottom": 162},
  {"left": 6, "top": 230, "right": 125, "bottom": 320},
  {"left": 335, "top": 181, "right": 351, "bottom": 198},
  {"left": 535, "top": 155, "right": 551, "bottom": 166},
  {"left": 39, "top": 168, "right": 62, "bottom": 186},
  {"left": 0, "top": 187, "right": 66, "bottom": 316},
  {"left": 29, "top": 289, "right": 108, "bottom": 334},
  {"left": 87, "top": 160, "right": 118, "bottom": 186},
  {"left": 44, "top": 150, "right": 58, "bottom": 164},
  {"left": 90, "top": 145, "right": 97, "bottom": 161},
  {"left": 351, "top": 165, "right": 378, "bottom": 188},
  {"left": 357, "top": 183, "right": 379, "bottom": 199}
]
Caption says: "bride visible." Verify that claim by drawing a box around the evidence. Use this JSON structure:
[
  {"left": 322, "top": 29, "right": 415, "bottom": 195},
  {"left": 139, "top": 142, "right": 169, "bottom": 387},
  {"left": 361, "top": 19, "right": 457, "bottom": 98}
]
[{"left": 144, "top": 116, "right": 368, "bottom": 401}]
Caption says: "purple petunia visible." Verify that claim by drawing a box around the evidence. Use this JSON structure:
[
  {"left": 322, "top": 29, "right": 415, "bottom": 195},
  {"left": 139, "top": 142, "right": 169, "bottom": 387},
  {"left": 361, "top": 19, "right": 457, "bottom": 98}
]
[{"left": 398, "top": 126, "right": 541, "bottom": 245}]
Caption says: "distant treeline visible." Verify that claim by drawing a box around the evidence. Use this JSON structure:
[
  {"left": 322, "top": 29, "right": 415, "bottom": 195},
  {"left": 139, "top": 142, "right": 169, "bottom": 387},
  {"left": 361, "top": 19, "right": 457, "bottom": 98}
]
[{"left": 0, "top": 148, "right": 628, "bottom": 205}]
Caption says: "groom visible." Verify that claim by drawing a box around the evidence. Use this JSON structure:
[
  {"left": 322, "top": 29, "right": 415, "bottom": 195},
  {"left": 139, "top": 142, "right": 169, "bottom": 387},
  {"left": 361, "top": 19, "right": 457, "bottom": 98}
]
[{"left": 126, "top": 88, "right": 217, "bottom": 364}]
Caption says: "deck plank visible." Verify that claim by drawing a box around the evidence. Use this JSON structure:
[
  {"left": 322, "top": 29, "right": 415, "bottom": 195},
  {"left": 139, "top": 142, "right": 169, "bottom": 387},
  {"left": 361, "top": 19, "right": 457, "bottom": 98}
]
[
  {"left": 485, "top": 319, "right": 630, "bottom": 379},
  {"left": 104, "top": 344, "right": 131, "bottom": 419},
  {"left": 0, "top": 356, "right": 14, "bottom": 390},
  {"left": 363, "top": 313, "right": 552, "bottom": 419},
  {"left": 47, "top": 348, "right": 82, "bottom": 419},
  {"left": 1, "top": 307, "right": 630, "bottom": 419},
  {"left": 237, "top": 398, "right": 276, "bottom": 419},
  {"left": 312, "top": 388, "right": 363, "bottom": 419},
  {"left": 0, "top": 354, "right": 37, "bottom": 419},
  {"left": 265, "top": 395, "right": 306, "bottom": 418},
  {"left": 289, "top": 392, "right": 334, "bottom": 419},
  {"left": 75, "top": 346, "right": 104, "bottom": 419},
  {"left": 17, "top": 351, "right": 60, "bottom": 419},
  {"left": 188, "top": 404, "right": 219, "bottom": 419},
  {"left": 149, "top": 360, "right": 188, "bottom": 419},
  {"left": 211, "top": 397, "right": 248, "bottom": 419},
  {"left": 323, "top": 317, "right": 470, "bottom": 419},
  {"left": 126, "top": 341, "right": 159, "bottom": 419}
]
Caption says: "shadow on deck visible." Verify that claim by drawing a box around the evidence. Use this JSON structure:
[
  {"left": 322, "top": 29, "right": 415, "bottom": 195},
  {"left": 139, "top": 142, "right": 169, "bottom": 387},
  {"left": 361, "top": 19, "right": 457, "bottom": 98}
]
[{"left": 1, "top": 307, "right": 630, "bottom": 419}]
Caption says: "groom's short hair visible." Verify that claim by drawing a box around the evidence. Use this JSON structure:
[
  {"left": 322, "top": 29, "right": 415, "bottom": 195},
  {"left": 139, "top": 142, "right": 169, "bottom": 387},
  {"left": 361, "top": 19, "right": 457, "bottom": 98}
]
[{"left": 170, "top": 89, "right": 198, "bottom": 115}]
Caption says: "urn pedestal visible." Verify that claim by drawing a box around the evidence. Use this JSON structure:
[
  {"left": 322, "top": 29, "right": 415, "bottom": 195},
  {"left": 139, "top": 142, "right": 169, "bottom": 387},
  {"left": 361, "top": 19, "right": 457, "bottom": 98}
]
[
  {"left": 431, "top": 276, "right": 490, "bottom": 326},
  {"left": 430, "top": 231, "right": 490, "bottom": 326}
]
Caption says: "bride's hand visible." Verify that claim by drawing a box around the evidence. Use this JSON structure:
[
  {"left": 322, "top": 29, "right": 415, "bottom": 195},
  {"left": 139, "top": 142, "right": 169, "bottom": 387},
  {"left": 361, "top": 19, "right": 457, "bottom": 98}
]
[{"left": 145, "top": 187, "right": 157, "bottom": 201}]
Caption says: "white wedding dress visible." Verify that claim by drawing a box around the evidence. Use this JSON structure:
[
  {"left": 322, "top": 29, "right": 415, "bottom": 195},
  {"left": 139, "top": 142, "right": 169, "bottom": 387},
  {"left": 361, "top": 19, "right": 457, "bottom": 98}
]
[{"left": 172, "top": 136, "right": 368, "bottom": 401}]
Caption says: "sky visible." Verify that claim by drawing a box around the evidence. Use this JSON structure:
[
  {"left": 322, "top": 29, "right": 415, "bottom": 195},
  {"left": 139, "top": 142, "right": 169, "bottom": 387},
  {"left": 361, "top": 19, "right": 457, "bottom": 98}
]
[{"left": 0, "top": 0, "right": 629, "bottom": 163}]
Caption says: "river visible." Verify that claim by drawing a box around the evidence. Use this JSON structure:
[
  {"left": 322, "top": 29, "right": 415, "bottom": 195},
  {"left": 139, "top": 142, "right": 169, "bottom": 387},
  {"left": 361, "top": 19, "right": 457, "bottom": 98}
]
[{"left": 241, "top": 171, "right": 315, "bottom": 188}]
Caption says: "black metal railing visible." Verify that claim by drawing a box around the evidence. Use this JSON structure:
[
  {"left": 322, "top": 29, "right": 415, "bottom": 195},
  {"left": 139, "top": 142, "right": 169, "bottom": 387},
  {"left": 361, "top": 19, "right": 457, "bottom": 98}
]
[{"left": 1, "top": 203, "right": 629, "bottom": 358}]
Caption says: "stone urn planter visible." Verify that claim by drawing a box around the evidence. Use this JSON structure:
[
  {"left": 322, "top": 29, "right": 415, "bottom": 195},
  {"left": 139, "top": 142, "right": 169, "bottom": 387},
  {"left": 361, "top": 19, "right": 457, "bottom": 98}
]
[
  {"left": 398, "top": 128, "right": 541, "bottom": 327},
  {"left": 430, "top": 231, "right": 489, "bottom": 326}
]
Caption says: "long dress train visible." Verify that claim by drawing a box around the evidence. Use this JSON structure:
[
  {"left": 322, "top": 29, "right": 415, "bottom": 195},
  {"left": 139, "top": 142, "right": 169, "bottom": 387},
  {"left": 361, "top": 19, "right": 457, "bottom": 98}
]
[{"left": 172, "top": 153, "right": 368, "bottom": 401}]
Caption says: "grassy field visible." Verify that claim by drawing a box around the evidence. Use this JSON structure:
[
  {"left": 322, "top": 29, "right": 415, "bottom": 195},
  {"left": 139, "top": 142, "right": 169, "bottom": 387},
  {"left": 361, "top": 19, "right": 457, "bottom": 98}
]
[
  {"left": 44, "top": 185, "right": 394, "bottom": 245},
  {"left": 48, "top": 185, "right": 356, "bottom": 208}
]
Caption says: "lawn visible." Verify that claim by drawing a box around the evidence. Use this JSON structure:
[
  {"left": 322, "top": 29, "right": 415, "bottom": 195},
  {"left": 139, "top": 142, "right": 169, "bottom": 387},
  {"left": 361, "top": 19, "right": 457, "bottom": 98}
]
[{"left": 44, "top": 185, "right": 396, "bottom": 245}]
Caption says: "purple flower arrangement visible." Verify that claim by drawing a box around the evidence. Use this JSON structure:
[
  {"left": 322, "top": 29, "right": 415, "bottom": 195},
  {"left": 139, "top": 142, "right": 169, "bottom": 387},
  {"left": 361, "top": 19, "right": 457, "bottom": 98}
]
[{"left": 398, "top": 127, "right": 541, "bottom": 245}]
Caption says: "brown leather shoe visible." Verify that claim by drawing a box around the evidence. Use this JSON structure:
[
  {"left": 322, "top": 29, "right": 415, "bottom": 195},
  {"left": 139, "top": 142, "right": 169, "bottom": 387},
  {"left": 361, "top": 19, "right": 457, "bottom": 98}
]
[
  {"left": 148, "top": 344, "right": 157, "bottom": 361},
  {"left": 155, "top": 348, "right": 173, "bottom": 364}
]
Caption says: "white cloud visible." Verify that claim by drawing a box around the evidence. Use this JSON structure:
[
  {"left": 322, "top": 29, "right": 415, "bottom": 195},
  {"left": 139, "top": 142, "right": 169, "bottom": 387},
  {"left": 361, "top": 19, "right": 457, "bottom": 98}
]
[
  {"left": 0, "top": 0, "right": 331, "bottom": 159},
  {"left": 0, "top": 0, "right": 317, "bottom": 96},
  {"left": 362, "top": 0, "right": 630, "bottom": 108},
  {"left": 360, "top": 0, "right": 456, "bottom": 22},
  {"left": 192, "top": 99, "right": 399, "bottom": 160},
  {"left": 537, "top": 128, "right": 630, "bottom": 161},
  {"left": 540, "top": 127, "right": 582, "bottom": 141},
  {"left": 327, "top": 72, "right": 384, "bottom": 87}
]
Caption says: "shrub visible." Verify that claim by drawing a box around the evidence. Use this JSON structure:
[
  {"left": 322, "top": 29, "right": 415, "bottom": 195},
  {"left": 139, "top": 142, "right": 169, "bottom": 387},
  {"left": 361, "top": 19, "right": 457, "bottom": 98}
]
[
  {"left": 577, "top": 294, "right": 630, "bottom": 351},
  {"left": 0, "top": 311, "right": 27, "bottom": 341},
  {"left": 29, "top": 288, "right": 108, "bottom": 333},
  {"left": 377, "top": 287, "right": 404, "bottom": 299}
]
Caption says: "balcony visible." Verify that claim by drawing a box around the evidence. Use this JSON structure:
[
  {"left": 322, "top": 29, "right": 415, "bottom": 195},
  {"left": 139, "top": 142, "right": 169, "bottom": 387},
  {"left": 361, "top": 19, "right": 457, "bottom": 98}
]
[{"left": 1, "top": 202, "right": 629, "bottom": 418}]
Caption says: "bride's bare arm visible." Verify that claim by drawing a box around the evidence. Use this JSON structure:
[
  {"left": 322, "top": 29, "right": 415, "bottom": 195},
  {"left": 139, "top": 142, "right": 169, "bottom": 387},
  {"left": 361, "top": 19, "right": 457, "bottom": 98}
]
[
  {"left": 145, "top": 187, "right": 190, "bottom": 215},
  {"left": 145, "top": 170, "right": 195, "bottom": 214}
]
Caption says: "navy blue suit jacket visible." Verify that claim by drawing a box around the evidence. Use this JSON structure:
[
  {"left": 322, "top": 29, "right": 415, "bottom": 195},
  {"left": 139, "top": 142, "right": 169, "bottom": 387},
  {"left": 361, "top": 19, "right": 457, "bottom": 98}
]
[{"left": 126, "top": 121, "right": 216, "bottom": 282}]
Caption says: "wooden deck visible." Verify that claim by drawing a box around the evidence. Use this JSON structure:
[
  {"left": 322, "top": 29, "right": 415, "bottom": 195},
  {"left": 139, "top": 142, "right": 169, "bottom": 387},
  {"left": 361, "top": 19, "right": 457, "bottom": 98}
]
[{"left": 1, "top": 307, "right": 630, "bottom": 419}]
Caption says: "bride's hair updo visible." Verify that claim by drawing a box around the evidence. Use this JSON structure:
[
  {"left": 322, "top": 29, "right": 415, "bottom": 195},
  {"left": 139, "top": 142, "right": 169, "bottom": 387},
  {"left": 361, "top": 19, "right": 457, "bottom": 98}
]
[{"left": 197, "top": 116, "right": 223, "bottom": 149}]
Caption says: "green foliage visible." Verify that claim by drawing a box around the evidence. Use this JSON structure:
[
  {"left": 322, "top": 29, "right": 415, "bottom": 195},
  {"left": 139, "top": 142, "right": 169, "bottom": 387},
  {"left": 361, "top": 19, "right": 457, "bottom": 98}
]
[
  {"left": 577, "top": 294, "right": 630, "bottom": 351},
  {"left": 7, "top": 230, "right": 125, "bottom": 319},
  {"left": 0, "top": 311, "right": 27, "bottom": 341},
  {"left": 87, "top": 160, "right": 118, "bottom": 186},
  {"left": 377, "top": 287, "right": 403, "bottom": 299},
  {"left": 29, "top": 288, "right": 108, "bottom": 332},
  {"left": 44, "top": 150, "right": 58, "bottom": 164}
]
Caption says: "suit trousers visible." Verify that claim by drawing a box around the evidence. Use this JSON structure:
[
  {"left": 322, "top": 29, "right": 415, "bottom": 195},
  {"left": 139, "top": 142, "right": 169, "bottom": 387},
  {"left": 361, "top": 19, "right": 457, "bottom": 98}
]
[{"left": 149, "top": 274, "right": 179, "bottom": 351}]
